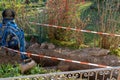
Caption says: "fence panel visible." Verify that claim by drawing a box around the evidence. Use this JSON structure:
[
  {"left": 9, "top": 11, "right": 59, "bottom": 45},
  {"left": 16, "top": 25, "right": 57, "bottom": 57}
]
[{"left": 1, "top": 67, "right": 120, "bottom": 80}]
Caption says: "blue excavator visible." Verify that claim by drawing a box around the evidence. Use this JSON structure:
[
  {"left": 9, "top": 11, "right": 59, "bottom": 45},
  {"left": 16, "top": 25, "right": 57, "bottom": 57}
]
[{"left": 0, "top": 9, "right": 36, "bottom": 73}]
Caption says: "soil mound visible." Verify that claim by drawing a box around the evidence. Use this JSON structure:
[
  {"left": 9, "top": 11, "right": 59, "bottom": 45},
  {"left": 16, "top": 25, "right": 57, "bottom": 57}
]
[
  {"left": 0, "top": 42, "right": 120, "bottom": 71},
  {"left": 27, "top": 43, "right": 120, "bottom": 71}
]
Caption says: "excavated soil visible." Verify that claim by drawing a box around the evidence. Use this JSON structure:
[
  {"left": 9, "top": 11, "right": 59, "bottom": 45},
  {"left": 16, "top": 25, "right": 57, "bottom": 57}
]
[
  {"left": 0, "top": 48, "right": 21, "bottom": 64},
  {"left": 0, "top": 42, "right": 120, "bottom": 72}
]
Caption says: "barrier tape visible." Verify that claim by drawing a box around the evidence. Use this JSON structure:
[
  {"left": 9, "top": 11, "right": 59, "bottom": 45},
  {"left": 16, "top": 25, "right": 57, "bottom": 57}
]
[
  {"left": 2, "top": 46, "right": 112, "bottom": 68},
  {"left": 29, "top": 22, "right": 120, "bottom": 37}
]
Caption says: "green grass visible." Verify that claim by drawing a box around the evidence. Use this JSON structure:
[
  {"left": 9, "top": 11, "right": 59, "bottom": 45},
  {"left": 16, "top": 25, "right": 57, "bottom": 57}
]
[
  {"left": 0, "top": 64, "right": 60, "bottom": 78},
  {"left": 110, "top": 48, "right": 120, "bottom": 57}
]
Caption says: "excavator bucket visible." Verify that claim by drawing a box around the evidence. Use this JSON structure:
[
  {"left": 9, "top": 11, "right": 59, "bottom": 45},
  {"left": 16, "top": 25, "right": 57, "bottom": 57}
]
[{"left": 19, "top": 60, "right": 37, "bottom": 73}]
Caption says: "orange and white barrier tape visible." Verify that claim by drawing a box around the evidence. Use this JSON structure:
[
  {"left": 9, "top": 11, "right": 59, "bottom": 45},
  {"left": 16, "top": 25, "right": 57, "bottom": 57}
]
[
  {"left": 2, "top": 46, "right": 112, "bottom": 68},
  {"left": 29, "top": 22, "right": 120, "bottom": 37}
]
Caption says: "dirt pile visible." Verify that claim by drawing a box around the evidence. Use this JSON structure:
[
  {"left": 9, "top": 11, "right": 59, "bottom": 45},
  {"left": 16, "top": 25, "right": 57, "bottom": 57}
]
[
  {"left": 0, "top": 48, "right": 21, "bottom": 64},
  {"left": 0, "top": 42, "right": 120, "bottom": 71},
  {"left": 27, "top": 43, "right": 120, "bottom": 71}
]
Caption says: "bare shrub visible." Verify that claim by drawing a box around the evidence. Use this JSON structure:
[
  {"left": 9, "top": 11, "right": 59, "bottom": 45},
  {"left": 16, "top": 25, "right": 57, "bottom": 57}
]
[{"left": 46, "top": 0, "right": 88, "bottom": 47}]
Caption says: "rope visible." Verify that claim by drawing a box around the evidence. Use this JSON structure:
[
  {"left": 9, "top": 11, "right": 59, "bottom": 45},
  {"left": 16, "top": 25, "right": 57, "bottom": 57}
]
[
  {"left": 2, "top": 46, "right": 112, "bottom": 68},
  {"left": 29, "top": 22, "right": 120, "bottom": 37}
]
